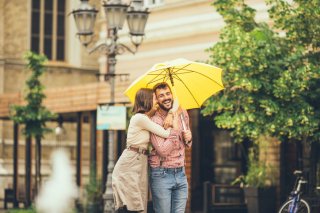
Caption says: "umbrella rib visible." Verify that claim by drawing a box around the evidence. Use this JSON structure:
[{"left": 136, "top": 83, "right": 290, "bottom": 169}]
[
  {"left": 170, "top": 64, "right": 192, "bottom": 75},
  {"left": 172, "top": 75, "right": 201, "bottom": 107},
  {"left": 172, "top": 69, "right": 193, "bottom": 74},
  {"left": 147, "top": 73, "right": 168, "bottom": 75},
  {"left": 148, "top": 73, "right": 171, "bottom": 85},
  {"left": 173, "top": 68, "right": 224, "bottom": 88},
  {"left": 146, "top": 69, "right": 169, "bottom": 86}
]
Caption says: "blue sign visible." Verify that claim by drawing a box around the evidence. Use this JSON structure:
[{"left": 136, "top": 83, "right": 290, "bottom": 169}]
[{"left": 97, "top": 106, "right": 126, "bottom": 130}]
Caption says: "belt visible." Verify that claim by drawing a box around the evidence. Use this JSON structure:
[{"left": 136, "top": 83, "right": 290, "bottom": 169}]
[
  {"left": 151, "top": 167, "right": 184, "bottom": 173},
  {"left": 127, "top": 146, "right": 148, "bottom": 155}
]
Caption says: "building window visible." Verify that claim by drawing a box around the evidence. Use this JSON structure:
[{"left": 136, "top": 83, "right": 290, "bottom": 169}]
[
  {"left": 144, "top": 0, "right": 164, "bottom": 7},
  {"left": 212, "top": 130, "right": 243, "bottom": 184},
  {"left": 31, "top": 0, "right": 65, "bottom": 61}
]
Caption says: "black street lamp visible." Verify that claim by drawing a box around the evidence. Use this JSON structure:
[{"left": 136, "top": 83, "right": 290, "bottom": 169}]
[
  {"left": 72, "top": 0, "right": 149, "bottom": 49},
  {"left": 72, "top": 0, "right": 149, "bottom": 212},
  {"left": 72, "top": 0, "right": 98, "bottom": 46}
]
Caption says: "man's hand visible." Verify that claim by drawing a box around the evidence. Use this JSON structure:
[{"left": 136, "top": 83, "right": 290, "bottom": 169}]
[{"left": 182, "top": 130, "right": 192, "bottom": 142}]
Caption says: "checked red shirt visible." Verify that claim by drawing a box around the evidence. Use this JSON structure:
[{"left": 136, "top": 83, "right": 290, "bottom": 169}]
[{"left": 148, "top": 109, "right": 192, "bottom": 168}]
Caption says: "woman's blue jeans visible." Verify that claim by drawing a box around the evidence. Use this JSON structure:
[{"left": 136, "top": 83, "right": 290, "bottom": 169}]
[{"left": 149, "top": 167, "right": 188, "bottom": 213}]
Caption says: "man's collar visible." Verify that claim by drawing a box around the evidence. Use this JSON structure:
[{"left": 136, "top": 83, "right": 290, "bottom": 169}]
[{"left": 156, "top": 109, "right": 168, "bottom": 118}]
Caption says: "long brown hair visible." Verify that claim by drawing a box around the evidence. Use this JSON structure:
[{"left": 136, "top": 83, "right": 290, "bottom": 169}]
[{"left": 132, "top": 88, "right": 153, "bottom": 114}]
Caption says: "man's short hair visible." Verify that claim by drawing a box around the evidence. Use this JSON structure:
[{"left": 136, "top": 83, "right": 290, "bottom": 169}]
[{"left": 153, "top": 82, "right": 172, "bottom": 94}]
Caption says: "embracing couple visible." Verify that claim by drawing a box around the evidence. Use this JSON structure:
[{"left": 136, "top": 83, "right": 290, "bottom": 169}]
[{"left": 112, "top": 82, "right": 193, "bottom": 213}]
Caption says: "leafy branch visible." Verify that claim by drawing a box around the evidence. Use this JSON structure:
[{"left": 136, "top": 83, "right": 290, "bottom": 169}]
[{"left": 10, "top": 51, "right": 56, "bottom": 138}]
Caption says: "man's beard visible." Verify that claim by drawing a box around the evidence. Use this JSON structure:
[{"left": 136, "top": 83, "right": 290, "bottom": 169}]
[{"left": 158, "top": 99, "right": 173, "bottom": 111}]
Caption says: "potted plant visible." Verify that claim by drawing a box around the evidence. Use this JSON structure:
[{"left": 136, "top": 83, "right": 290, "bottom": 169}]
[
  {"left": 233, "top": 139, "right": 276, "bottom": 213},
  {"left": 82, "top": 179, "right": 103, "bottom": 213}
]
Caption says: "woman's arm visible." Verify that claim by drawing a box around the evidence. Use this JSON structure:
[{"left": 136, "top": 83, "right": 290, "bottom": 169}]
[
  {"left": 135, "top": 114, "right": 176, "bottom": 138},
  {"left": 149, "top": 116, "right": 180, "bottom": 157},
  {"left": 163, "top": 112, "right": 173, "bottom": 129}
]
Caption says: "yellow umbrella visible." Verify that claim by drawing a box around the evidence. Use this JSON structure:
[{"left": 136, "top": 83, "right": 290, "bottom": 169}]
[{"left": 124, "top": 58, "right": 224, "bottom": 109}]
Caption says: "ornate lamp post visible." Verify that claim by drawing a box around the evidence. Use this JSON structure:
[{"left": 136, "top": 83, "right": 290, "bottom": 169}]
[{"left": 71, "top": 0, "right": 149, "bottom": 212}]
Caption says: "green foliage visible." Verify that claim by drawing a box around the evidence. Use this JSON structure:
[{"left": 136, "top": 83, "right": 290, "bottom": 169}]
[
  {"left": 6, "top": 206, "right": 79, "bottom": 213},
  {"left": 85, "top": 179, "right": 102, "bottom": 204},
  {"left": 7, "top": 206, "right": 36, "bottom": 213},
  {"left": 82, "top": 179, "right": 103, "bottom": 213},
  {"left": 202, "top": 0, "right": 320, "bottom": 143},
  {"left": 10, "top": 51, "right": 56, "bottom": 138},
  {"left": 267, "top": 0, "right": 320, "bottom": 141}
]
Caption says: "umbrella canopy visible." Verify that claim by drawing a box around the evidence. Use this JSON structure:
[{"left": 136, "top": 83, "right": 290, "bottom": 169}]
[{"left": 124, "top": 58, "right": 224, "bottom": 109}]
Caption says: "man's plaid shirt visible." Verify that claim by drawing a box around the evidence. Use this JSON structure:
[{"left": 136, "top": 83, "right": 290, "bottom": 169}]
[{"left": 148, "top": 109, "right": 192, "bottom": 168}]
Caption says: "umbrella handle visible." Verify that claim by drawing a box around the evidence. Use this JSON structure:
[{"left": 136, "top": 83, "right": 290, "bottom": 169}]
[{"left": 180, "top": 113, "right": 187, "bottom": 131}]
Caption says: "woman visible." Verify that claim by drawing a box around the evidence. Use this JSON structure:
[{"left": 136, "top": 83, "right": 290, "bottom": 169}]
[{"left": 112, "top": 88, "right": 179, "bottom": 213}]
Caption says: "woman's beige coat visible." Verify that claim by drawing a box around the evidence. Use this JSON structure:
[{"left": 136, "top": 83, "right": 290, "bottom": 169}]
[{"left": 112, "top": 113, "right": 171, "bottom": 212}]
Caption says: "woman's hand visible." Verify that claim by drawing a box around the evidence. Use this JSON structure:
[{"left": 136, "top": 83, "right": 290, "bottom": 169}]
[
  {"left": 146, "top": 103, "right": 159, "bottom": 118},
  {"left": 153, "top": 93, "right": 158, "bottom": 107},
  {"left": 164, "top": 104, "right": 182, "bottom": 129},
  {"left": 172, "top": 112, "right": 179, "bottom": 130},
  {"left": 146, "top": 94, "right": 159, "bottom": 117},
  {"left": 163, "top": 112, "right": 173, "bottom": 129}
]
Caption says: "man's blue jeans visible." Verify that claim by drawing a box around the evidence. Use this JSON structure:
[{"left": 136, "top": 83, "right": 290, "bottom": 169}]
[{"left": 149, "top": 167, "right": 188, "bottom": 213}]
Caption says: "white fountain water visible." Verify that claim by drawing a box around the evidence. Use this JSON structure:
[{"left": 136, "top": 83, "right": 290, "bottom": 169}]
[{"left": 36, "top": 149, "right": 78, "bottom": 213}]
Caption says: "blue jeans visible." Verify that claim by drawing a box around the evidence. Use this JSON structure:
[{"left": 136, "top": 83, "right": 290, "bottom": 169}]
[{"left": 149, "top": 167, "right": 188, "bottom": 213}]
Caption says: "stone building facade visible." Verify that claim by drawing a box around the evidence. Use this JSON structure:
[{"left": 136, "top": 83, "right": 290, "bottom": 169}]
[
  {"left": 0, "top": 0, "right": 298, "bottom": 212},
  {"left": 0, "top": 0, "right": 100, "bottom": 204}
]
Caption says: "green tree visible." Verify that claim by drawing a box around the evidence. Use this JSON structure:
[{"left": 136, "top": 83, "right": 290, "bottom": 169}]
[
  {"left": 10, "top": 51, "right": 56, "bottom": 206},
  {"left": 202, "top": 0, "right": 320, "bottom": 144},
  {"left": 11, "top": 52, "right": 56, "bottom": 137},
  {"left": 267, "top": 0, "right": 320, "bottom": 142}
]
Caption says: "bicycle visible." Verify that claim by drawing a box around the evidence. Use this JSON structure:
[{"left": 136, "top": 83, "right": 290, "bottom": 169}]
[{"left": 278, "top": 170, "right": 310, "bottom": 213}]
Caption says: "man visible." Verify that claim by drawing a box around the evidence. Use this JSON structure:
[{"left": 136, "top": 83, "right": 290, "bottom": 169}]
[{"left": 149, "top": 82, "right": 192, "bottom": 213}]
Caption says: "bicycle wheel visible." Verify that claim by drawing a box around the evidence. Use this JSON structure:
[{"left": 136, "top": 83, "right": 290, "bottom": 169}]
[{"left": 278, "top": 199, "right": 310, "bottom": 213}]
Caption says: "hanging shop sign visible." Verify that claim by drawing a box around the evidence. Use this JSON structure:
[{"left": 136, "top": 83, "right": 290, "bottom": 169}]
[{"left": 97, "top": 106, "right": 126, "bottom": 130}]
